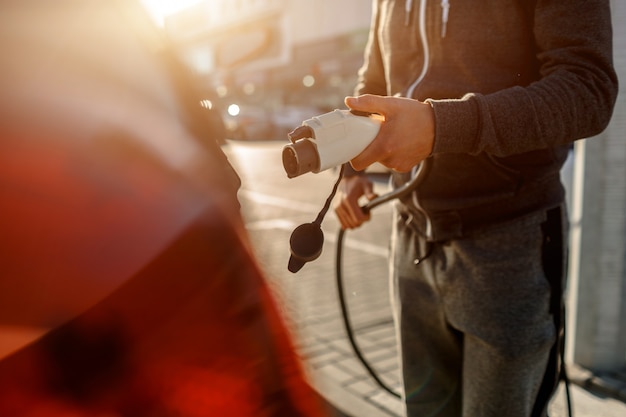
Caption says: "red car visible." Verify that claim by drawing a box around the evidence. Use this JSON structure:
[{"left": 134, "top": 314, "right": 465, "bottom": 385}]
[{"left": 0, "top": 2, "right": 325, "bottom": 416}]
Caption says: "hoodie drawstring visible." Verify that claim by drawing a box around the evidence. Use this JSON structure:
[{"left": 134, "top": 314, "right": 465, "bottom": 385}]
[
  {"left": 407, "top": 0, "right": 450, "bottom": 38},
  {"left": 405, "top": 0, "right": 413, "bottom": 26},
  {"left": 441, "top": 0, "right": 450, "bottom": 37}
]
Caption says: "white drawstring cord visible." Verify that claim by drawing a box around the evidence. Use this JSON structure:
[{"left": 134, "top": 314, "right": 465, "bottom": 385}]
[
  {"left": 441, "top": 0, "right": 450, "bottom": 37},
  {"left": 405, "top": 0, "right": 414, "bottom": 25}
]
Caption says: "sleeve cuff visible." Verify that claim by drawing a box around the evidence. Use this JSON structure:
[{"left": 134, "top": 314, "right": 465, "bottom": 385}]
[{"left": 427, "top": 94, "right": 481, "bottom": 155}]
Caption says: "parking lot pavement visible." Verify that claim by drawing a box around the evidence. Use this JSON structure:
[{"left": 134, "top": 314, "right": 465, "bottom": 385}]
[
  {"left": 242, "top": 197, "right": 626, "bottom": 417},
  {"left": 227, "top": 140, "right": 626, "bottom": 417}
]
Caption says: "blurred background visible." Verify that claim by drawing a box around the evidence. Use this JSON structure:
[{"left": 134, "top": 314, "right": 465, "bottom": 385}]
[
  {"left": 141, "top": 0, "right": 626, "bottom": 393},
  {"left": 2, "top": 1, "right": 616, "bottom": 415},
  {"left": 138, "top": 1, "right": 626, "bottom": 380},
  {"left": 141, "top": 0, "right": 371, "bottom": 141}
]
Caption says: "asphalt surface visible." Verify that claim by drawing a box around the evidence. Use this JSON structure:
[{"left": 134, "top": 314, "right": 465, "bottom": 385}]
[{"left": 225, "top": 139, "right": 626, "bottom": 417}]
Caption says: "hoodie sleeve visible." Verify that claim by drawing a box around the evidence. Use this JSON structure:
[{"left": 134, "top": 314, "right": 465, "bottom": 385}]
[
  {"left": 429, "top": 0, "right": 618, "bottom": 157},
  {"left": 354, "top": 0, "right": 388, "bottom": 97}
]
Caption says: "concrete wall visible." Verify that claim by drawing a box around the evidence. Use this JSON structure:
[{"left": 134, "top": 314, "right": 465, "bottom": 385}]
[{"left": 566, "top": 0, "right": 626, "bottom": 371}]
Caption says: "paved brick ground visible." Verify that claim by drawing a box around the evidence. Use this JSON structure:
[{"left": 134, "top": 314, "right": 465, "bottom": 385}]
[{"left": 227, "top": 140, "right": 626, "bottom": 417}]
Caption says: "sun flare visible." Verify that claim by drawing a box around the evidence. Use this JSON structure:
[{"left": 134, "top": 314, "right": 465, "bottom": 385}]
[{"left": 140, "top": 0, "right": 204, "bottom": 26}]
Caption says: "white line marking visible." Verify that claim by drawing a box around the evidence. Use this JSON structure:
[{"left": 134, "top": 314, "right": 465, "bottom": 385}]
[{"left": 240, "top": 189, "right": 320, "bottom": 213}]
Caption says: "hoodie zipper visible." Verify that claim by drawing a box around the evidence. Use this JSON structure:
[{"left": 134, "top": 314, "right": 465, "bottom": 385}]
[
  {"left": 404, "top": 0, "right": 434, "bottom": 241},
  {"left": 406, "top": 0, "right": 429, "bottom": 98}
]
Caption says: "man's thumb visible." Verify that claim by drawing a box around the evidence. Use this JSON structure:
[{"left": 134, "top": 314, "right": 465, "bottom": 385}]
[{"left": 345, "top": 94, "right": 375, "bottom": 111}]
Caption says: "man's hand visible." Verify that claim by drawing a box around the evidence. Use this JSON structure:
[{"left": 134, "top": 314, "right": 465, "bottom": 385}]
[
  {"left": 334, "top": 175, "right": 377, "bottom": 230},
  {"left": 345, "top": 94, "right": 435, "bottom": 172},
  {"left": 334, "top": 94, "right": 434, "bottom": 229}
]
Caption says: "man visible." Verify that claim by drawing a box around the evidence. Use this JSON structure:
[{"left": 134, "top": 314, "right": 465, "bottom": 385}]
[{"left": 334, "top": 1, "right": 618, "bottom": 416}]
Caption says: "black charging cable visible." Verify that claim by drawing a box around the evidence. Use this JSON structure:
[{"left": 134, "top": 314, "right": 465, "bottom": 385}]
[
  {"left": 332, "top": 166, "right": 428, "bottom": 399},
  {"left": 331, "top": 168, "right": 574, "bottom": 417},
  {"left": 562, "top": 318, "right": 574, "bottom": 417},
  {"left": 288, "top": 164, "right": 573, "bottom": 415},
  {"left": 335, "top": 225, "right": 401, "bottom": 398},
  {"left": 287, "top": 166, "right": 346, "bottom": 273},
  {"left": 288, "top": 164, "right": 425, "bottom": 396}
]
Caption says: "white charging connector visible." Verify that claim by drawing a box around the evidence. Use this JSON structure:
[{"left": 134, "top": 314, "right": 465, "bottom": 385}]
[{"left": 282, "top": 109, "right": 382, "bottom": 178}]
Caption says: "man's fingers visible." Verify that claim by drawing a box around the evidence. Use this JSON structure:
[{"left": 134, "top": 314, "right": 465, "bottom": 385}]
[
  {"left": 335, "top": 197, "right": 370, "bottom": 229},
  {"left": 336, "top": 203, "right": 358, "bottom": 229},
  {"left": 334, "top": 175, "right": 375, "bottom": 229},
  {"left": 345, "top": 94, "right": 385, "bottom": 116}
]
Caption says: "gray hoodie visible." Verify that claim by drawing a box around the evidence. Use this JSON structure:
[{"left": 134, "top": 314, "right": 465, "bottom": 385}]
[{"left": 356, "top": 0, "right": 618, "bottom": 240}]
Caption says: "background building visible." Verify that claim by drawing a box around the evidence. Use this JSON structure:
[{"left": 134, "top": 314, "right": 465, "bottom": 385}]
[{"left": 164, "top": 0, "right": 371, "bottom": 139}]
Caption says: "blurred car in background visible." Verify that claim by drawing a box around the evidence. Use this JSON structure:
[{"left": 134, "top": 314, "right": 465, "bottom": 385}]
[
  {"left": 222, "top": 104, "right": 323, "bottom": 141},
  {"left": 223, "top": 104, "right": 275, "bottom": 140},
  {"left": 200, "top": 98, "right": 228, "bottom": 145},
  {"left": 271, "top": 105, "right": 322, "bottom": 140}
]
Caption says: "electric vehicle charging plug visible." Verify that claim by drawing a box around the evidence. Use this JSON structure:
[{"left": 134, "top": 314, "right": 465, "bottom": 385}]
[{"left": 282, "top": 109, "right": 383, "bottom": 178}]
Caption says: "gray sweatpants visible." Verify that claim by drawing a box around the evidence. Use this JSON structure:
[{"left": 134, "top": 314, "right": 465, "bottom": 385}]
[{"left": 390, "top": 208, "right": 566, "bottom": 417}]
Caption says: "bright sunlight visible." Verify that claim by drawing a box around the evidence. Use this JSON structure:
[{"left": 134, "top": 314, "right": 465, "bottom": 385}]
[{"left": 140, "top": 0, "right": 204, "bottom": 26}]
